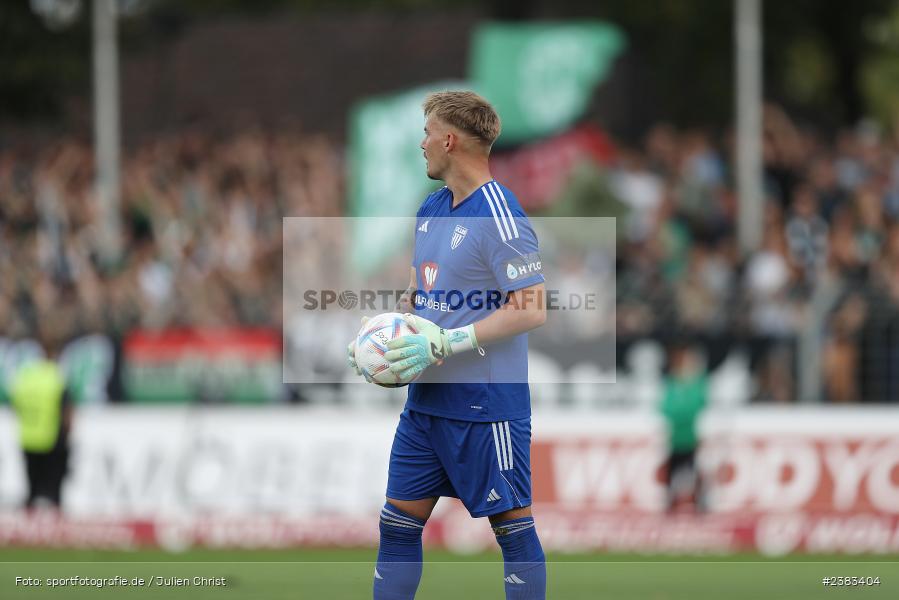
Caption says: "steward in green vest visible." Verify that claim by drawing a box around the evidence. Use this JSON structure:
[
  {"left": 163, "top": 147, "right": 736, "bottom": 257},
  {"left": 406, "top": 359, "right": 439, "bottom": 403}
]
[{"left": 10, "top": 353, "right": 72, "bottom": 509}]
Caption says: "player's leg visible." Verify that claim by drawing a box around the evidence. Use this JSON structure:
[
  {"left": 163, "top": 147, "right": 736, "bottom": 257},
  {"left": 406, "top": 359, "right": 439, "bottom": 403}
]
[
  {"left": 376, "top": 410, "right": 451, "bottom": 600},
  {"left": 489, "top": 504, "right": 546, "bottom": 599},
  {"left": 488, "top": 505, "right": 531, "bottom": 522},
  {"left": 436, "top": 417, "right": 546, "bottom": 600},
  {"left": 488, "top": 419, "right": 546, "bottom": 600},
  {"left": 375, "top": 496, "right": 437, "bottom": 600}
]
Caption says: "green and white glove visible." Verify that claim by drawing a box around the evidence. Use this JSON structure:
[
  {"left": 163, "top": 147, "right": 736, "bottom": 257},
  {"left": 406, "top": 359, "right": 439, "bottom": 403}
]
[
  {"left": 347, "top": 316, "right": 370, "bottom": 377},
  {"left": 384, "top": 314, "right": 478, "bottom": 381}
]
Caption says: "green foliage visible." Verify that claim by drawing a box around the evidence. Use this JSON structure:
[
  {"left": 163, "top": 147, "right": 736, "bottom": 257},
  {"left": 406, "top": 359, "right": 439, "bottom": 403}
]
[
  {"left": 0, "top": 2, "right": 90, "bottom": 121},
  {"left": 3, "top": 0, "right": 898, "bottom": 129},
  {"left": 861, "top": 2, "right": 899, "bottom": 128},
  {"left": 585, "top": 0, "right": 898, "bottom": 128},
  {"left": 762, "top": 0, "right": 898, "bottom": 125}
]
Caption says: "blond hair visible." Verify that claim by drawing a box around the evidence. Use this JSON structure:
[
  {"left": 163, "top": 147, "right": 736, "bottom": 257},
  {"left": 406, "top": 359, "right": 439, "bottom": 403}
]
[{"left": 423, "top": 91, "right": 501, "bottom": 148}]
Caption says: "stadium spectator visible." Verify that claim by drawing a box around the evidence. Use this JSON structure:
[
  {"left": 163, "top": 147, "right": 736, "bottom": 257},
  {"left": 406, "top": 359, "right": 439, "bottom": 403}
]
[
  {"left": 1, "top": 106, "right": 898, "bottom": 404},
  {"left": 785, "top": 184, "right": 829, "bottom": 286},
  {"left": 0, "top": 130, "right": 341, "bottom": 342}
]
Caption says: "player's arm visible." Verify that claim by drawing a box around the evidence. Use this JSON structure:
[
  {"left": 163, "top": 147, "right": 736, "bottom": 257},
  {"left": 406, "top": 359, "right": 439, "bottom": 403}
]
[
  {"left": 384, "top": 283, "right": 546, "bottom": 381},
  {"left": 471, "top": 282, "right": 546, "bottom": 345}
]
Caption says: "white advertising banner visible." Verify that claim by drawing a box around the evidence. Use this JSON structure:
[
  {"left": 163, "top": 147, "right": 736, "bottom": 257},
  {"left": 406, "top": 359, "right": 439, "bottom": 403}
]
[
  {"left": 0, "top": 407, "right": 396, "bottom": 518},
  {"left": 1, "top": 406, "right": 898, "bottom": 554}
]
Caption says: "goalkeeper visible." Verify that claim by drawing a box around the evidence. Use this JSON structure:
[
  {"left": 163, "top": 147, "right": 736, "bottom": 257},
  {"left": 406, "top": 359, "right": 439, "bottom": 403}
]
[{"left": 348, "top": 91, "right": 547, "bottom": 600}]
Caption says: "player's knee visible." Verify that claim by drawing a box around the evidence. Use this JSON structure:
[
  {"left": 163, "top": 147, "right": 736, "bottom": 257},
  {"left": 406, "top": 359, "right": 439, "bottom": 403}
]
[
  {"left": 379, "top": 503, "right": 426, "bottom": 546},
  {"left": 488, "top": 505, "right": 532, "bottom": 527},
  {"left": 384, "top": 497, "right": 436, "bottom": 522}
]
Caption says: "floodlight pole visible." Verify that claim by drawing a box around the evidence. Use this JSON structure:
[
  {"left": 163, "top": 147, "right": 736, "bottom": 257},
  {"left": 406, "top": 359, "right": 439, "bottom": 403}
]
[
  {"left": 735, "top": 0, "right": 763, "bottom": 256},
  {"left": 93, "top": 0, "right": 122, "bottom": 265}
]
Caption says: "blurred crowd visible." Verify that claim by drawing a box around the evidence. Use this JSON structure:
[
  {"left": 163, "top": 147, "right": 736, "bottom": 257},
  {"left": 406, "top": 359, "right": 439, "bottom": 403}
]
[
  {"left": 613, "top": 105, "right": 899, "bottom": 403},
  {"left": 0, "top": 130, "right": 342, "bottom": 345},
  {"left": 2, "top": 104, "right": 899, "bottom": 403}
]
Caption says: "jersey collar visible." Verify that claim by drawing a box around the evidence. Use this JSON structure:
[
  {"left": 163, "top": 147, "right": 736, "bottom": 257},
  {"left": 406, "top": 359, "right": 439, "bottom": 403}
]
[{"left": 450, "top": 179, "right": 496, "bottom": 212}]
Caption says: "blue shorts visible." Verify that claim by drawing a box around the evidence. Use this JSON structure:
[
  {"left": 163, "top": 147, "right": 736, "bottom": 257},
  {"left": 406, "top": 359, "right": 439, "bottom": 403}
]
[{"left": 386, "top": 408, "right": 532, "bottom": 518}]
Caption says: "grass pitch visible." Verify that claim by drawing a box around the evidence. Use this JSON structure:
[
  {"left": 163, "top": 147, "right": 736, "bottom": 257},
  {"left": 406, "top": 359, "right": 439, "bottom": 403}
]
[{"left": 1, "top": 548, "right": 896, "bottom": 599}]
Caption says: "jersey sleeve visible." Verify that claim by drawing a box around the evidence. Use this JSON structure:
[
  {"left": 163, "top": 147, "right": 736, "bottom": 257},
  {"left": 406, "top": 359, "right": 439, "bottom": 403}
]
[
  {"left": 415, "top": 192, "right": 430, "bottom": 219},
  {"left": 478, "top": 194, "right": 545, "bottom": 294},
  {"left": 414, "top": 190, "right": 438, "bottom": 259}
]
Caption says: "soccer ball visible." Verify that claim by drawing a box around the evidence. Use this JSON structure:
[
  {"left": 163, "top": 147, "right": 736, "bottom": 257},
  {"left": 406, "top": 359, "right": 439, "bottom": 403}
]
[{"left": 355, "top": 312, "right": 419, "bottom": 387}]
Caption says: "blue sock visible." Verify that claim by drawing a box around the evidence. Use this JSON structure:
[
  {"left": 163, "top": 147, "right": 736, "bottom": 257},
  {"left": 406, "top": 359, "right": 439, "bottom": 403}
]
[
  {"left": 493, "top": 517, "right": 546, "bottom": 600},
  {"left": 373, "top": 503, "right": 425, "bottom": 600}
]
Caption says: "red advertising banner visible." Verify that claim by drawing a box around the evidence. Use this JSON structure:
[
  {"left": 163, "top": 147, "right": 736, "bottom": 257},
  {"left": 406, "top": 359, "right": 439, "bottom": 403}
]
[
  {"left": 124, "top": 329, "right": 280, "bottom": 360},
  {"left": 530, "top": 436, "right": 899, "bottom": 514}
]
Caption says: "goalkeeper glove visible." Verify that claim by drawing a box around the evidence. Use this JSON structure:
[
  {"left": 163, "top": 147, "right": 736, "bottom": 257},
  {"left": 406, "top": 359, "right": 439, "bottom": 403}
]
[
  {"left": 347, "top": 316, "right": 370, "bottom": 377},
  {"left": 385, "top": 314, "right": 478, "bottom": 381}
]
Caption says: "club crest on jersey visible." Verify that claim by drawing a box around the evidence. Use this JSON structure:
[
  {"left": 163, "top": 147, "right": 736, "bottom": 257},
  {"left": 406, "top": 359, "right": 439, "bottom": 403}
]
[
  {"left": 421, "top": 262, "right": 439, "bottom": 292},
  {"left": 451, "top": 225, "right": 468, "bottom": 250}
]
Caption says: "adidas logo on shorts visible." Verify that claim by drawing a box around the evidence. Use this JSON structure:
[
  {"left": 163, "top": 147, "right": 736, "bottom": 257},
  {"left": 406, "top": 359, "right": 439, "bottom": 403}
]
[{"left": 487, "top": 488, "right": 502, "bottom": 502}]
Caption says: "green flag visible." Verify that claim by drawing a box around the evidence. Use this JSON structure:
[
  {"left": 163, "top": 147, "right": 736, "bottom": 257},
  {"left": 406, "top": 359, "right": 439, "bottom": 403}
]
[
  {"left": 347, "top": 81, "right": 463, "bottom": 272},
  {"left": 470, "top": 22, "right": 625, "bottom": 145},
  {"left": 345, "top": 22, "right": 625, "bottom": 271}
]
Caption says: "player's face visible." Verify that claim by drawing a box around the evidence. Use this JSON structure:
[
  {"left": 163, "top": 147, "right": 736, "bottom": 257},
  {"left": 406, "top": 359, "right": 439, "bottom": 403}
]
[{"left": 421, "top": 116, "right": 449, "bottom": 180}]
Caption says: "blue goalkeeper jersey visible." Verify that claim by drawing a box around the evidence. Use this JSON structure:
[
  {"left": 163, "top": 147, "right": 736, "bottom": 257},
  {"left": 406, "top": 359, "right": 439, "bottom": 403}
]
[{"left": 405, "top": 180, "right": 544, "bottom": 422}]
